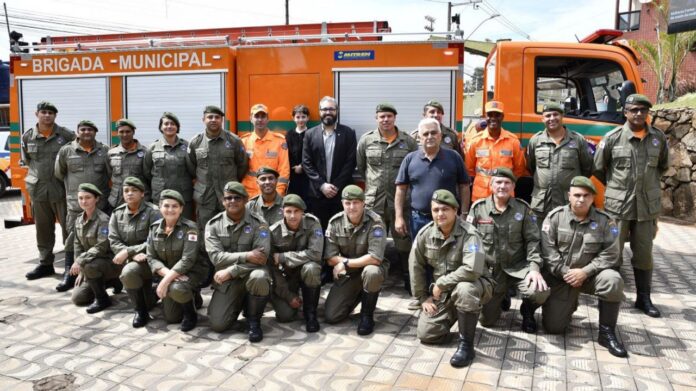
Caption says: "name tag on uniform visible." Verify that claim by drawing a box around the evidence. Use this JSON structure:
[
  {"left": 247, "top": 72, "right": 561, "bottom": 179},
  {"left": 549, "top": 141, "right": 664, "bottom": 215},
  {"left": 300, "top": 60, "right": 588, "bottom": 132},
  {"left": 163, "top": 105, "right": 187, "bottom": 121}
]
[
  {"left": 476, "top": 149, "right": 490, "bottom": 157},
  {"left": 500, "top": 149, "right": 512, "bottom": 157},
  {"left": 266, "top": 150, "right": 278, "bottom": 158},
  {"left": 477, "top": 218, "right": 494, "bottom": 224}
]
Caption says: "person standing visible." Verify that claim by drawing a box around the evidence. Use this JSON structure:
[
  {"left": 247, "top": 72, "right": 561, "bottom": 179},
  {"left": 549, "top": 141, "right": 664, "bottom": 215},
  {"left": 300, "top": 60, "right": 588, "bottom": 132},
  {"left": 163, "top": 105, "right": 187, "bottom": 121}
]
[
  {"left": 54, "top": 120, "right": 111, "bottom": 292},
  {"left": 286, "top": 104, "right": 311, "bottom": 201},
  {"left": 593, "top": 94, "right": 668, "bottom": 318},
  {"left": 302, "top": 96, "right": 357, "bottom": 229},
  {"left": 108, "top": 119, "right": 150, "bottom": 209},
  {"left": 410, "top": 99, "right": 463, "bottom": 157},
  {"left": 526, "top": 103, "right": 593, "bottom": 223},
  {"left": 22, "top": 101, "right": 75, "bottom": 280}
]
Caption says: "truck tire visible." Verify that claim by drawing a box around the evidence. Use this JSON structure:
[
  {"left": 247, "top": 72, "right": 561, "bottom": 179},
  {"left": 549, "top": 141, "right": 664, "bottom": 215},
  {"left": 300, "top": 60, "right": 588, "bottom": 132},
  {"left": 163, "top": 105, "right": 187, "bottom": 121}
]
[{"left": 0, "top": 172, "right": 8, "bottom": 197}]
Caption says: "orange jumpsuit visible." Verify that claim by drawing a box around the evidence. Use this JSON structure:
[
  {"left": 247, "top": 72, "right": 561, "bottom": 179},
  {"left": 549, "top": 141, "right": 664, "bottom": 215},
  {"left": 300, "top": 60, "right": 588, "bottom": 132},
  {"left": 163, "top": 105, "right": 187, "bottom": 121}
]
[
  {"left": 465, "top": 128, "right": 527, "bottom": 201},
  {"left": 241, "top": 130, "right": 290, "bottom": 198}
]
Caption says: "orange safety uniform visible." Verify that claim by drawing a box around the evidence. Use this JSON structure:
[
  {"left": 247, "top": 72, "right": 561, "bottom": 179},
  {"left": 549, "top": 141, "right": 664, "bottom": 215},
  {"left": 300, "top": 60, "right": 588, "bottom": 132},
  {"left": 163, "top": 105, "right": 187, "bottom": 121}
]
[
  {"left": 465, "top": 128, "right": 527, "bottom": 201},
  {"left": 241, "top": 130, "right": 291, "bottom": 198}
]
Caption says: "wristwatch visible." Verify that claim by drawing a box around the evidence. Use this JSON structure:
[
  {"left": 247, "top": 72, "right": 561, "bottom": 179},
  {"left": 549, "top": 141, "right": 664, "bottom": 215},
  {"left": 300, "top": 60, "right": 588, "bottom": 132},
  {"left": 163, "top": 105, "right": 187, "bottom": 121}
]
[{"left": 343, "top": 258, "right": 350, "bottom": 269}]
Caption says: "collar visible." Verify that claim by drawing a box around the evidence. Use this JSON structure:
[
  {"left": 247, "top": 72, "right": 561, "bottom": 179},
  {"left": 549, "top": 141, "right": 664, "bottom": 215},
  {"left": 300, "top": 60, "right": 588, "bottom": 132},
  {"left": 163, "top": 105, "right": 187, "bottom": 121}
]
[
  {"left": 430, "top": 217, "right": 465, "bottom": 244},
  {"left": 342, "top": 211, "right": 369, "bottom": 230},
  {"left": 249, "top": 129, "right": 272, "bottom": 142},
  {"left": 419, "top": 147, "right": 443, "bottom": 160},
  {"left": 481, "top": 128, "right": 513, "bottom": 141},
  {"left": 280, "top": 215, "right": 309, "bottom": 236},
  {"left": 223, "top": 210, "right": 251, "bottom": 230},
  {"left": 484, "top": 196, "right": 510, "bottom": 215}
]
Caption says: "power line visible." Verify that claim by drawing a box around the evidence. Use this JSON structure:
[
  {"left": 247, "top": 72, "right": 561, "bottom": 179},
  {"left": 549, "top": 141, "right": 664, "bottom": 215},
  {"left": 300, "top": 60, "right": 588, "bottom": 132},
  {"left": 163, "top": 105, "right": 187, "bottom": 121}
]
[
  {"left": 479, "top": 1, "right": 531, "bottom": 40},
  {"left": 1, "top": 14, "right": 144, "bottom": 34}
]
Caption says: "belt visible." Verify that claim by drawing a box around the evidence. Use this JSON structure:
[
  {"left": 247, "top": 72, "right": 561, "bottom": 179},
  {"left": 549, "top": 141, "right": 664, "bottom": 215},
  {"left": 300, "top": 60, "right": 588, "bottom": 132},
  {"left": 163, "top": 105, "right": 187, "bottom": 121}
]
[{"left": 411, "top": 210, "right": 432, "bottom": 217}]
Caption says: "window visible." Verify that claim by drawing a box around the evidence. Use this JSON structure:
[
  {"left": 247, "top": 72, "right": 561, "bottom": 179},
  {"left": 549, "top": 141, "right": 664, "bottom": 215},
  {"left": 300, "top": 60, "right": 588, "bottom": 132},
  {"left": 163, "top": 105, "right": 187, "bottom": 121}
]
[
  {"left": 535, "top": 57, "right": 627, "bottom": 124},
  {"left": 485, "top": 50, "right": 497, "bottom": 101}
]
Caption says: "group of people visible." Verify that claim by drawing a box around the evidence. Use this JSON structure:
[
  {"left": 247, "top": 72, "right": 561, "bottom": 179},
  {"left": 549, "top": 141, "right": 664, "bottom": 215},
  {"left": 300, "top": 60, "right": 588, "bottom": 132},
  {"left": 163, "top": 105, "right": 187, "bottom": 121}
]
[{"left": 21, "top": 92, "right": 667, "bottom": 368}]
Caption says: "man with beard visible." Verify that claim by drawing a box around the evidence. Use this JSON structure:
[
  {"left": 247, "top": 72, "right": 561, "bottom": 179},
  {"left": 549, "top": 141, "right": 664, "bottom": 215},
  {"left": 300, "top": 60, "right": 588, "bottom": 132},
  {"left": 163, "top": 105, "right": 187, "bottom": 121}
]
[{"left": 302, "top": 96, "right": 357, "bottom": 229}]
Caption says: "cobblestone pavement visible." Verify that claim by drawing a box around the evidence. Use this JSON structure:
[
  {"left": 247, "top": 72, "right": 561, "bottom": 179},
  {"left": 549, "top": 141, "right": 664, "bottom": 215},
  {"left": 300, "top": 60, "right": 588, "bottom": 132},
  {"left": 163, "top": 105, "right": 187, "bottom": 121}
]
[{"left": 0, "top": 218, "right": 695, "bottom": 391}]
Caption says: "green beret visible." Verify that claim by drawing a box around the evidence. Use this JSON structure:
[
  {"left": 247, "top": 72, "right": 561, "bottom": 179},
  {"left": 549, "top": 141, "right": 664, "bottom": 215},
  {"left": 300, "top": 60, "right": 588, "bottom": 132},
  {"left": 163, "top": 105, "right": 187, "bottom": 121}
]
[
  {"left": 115, "top": 118, "right": 136, "bottom": 130},
  {"left": 77, "top": 120, "right": 98, "bottom": 132},
  {"left": 569, "top": 176, "right": 596, "bottom": 194},
  {"left": 542, "top": 102, "right": 564, "bottom": 114},
  {"left": 625, "top": 94, "right": 652, "bottom": 108},
  {"left": 283, "top": 194, "right": 307, "bottom": 211},
  {"left": 204, "top": 105, "right": 225, "bottom": 116},
  {"left": 425, "top": 99, "right": 444, "bottom": 113},
  {"left": 431, "top": 189, "right": 459, "bottom": 209},
  {"left": 161, "top": 112, "right": 181, "bottom": 129},
  {"left": 223, "top": 181, "right": 248, "bottom": 197},
  {"left": 491, "top": 167, "right": 516, "bottom": 183},
  {"left": 375, "top": 103, "right": 397, "bottom": 115},
  {"left": 36, "top": 101, "right": 58, "bottom": 113},
  {"left": 257, "top": 166, "right": 279, "bottom": 178},
  {"left": 160, "top": 189, "right": 185, "bottom": 206},
  {"left": 78, "top": 183, "right": 102, "bottom": 197},
  {"left": 123, "top": 176, "right": 146, "bottom": 192},
  {"left": 341, "top": 185, "right": 365, "bottom": 201}
]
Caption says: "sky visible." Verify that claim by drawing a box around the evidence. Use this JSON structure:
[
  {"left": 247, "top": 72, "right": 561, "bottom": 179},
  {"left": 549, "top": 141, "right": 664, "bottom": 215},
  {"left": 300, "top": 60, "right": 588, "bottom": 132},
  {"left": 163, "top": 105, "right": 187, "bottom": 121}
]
[{"left": 3, "top": 0, "right": 618, "bottom": 70}]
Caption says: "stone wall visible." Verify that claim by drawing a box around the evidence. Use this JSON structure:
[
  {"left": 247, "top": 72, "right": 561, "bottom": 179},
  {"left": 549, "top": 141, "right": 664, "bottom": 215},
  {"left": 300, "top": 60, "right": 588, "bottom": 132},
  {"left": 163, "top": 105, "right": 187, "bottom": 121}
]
[{"left": 652, "top": 108, "right": 696, "bottom": 222}]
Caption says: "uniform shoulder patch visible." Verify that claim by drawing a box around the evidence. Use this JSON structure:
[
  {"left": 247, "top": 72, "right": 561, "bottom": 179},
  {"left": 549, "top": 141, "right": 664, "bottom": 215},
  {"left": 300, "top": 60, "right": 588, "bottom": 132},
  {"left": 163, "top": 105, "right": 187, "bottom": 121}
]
[
  {"left": 259, "top": 228, "right": 270, "bottom": 238},
  {"left": 99, "top": 226, "right": 109, "bottom": 236},
  {"left": 466, "top": 214, "right": 474, "bottom": 224},
  {"left": 314, "top": 228, "right": 323, "bottom": 237},
  {"left": 467, "top": 242, "right": 480, "bottom": 253},
  {"left": 187, "top": 230, "right": 198, "bottom": 242},
  {"left": 372, "top": 226, "right": 384, "bottom": 238}
]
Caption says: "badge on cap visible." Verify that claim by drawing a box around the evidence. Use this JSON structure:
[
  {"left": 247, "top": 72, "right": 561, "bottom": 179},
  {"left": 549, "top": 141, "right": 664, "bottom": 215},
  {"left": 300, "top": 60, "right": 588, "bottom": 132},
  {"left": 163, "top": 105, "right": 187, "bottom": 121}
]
[
  {"left": 259, "top": 229, "right": 269, "bottom": 238},
  {"left": 244, "top": 226, "right": 252, "bottom": 234},
  {"left": 514, "top": 212, "right": 523, "bottom": 221},
  {"left": 590, "top": 222, "right": 598, "bottom": 230},
  {"left": 373, "top": 227, "right": 384, "bottom": 238},
  {"left": 315, "top": 228, "right": 323, "bottom": 237},
  {"left": 100, "top": 227, "right": 109, "bottom": 236},
  {"left": 187, "top": 231, "right": 198, "bottom": 241},
  {"left": 176, "top": 230, "right": 184, "bottom": 239},
  {"left": 652, "top": 138, "right": 659, "bottom": 147},
  {"left": 444, "top": 136, "right": 452, "bottom": 144}
]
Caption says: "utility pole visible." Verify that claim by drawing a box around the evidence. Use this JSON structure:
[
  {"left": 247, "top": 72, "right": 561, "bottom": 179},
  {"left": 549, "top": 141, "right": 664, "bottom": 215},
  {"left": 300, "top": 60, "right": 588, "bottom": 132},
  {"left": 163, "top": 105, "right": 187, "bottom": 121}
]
[
  {"left": 3, "top": 2, "right": 11, "bottom": 48},
  {"left": 285, "top": 0, "right": 289, "bottom": 25}
]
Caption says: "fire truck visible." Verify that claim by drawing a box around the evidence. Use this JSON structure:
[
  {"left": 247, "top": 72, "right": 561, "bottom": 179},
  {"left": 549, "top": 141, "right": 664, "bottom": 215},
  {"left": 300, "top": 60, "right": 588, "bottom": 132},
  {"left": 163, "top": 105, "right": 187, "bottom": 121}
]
[{"left": 6, "top": 22, "right": 642, "bottom": 225}]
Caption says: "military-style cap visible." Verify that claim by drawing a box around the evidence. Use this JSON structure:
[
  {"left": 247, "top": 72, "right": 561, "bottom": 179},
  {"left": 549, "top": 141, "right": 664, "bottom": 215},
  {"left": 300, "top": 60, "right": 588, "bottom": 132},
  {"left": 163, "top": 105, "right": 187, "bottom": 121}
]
[
  {"left": 161, "top": 112, "right": 181, "bottom": 129},
  {"left": 625, "top": 94, "right": 652, "bottom": 108},
  {"left": 342, "top": 185, "right": 365, "bottom": 201},
  {"left": 283, "top": 194, "right": 307, "bottom": 211},
  {"left": 250, "top": 103, "right": 269, "bottom": 116},
  {"left": 425, "top": 99, "right": 444, "bottom": 113},
  {"left": 223, "top": 181, "right": 248, "bottom": 197},
  {"left": 569, "top": 176, "right": 597, "bottom": 194},
  {"left": 115, "top": 118, "right": 136, "bottom": 130},
  {"left": 484, "top": 100, "right": 504, "bottom": 114},
  {"left": 257, "top": 166, "right": 279, "bottom": 178},
  {"left": 77, "top": 120, "right": 98, "bottom": 132},
  {"left": 36, "top": 101, "right": 58, "bottom": 113},
  {"left": 78, "top": 183, "right": 102, "bottom": 197},
  {"left": 204, "top": 105, "right": 225, "bottom": 116},
  {"left": 376, "top": 103, "right": 397, "bottom": 115},
  {"left": 431, "top": 189, "right": 459, "bottom": 209},
  {"left": 123, "top": 176, "right": 146, "bottom": 192},
  {"left": 542, "top": 102, "right": 564, "bottom": 114},
  {"left": 491, "top": 167, "right": 516, "bottom": 183},
  {"left": 160, "top": 189, "right": 185, "bottom": 205}
]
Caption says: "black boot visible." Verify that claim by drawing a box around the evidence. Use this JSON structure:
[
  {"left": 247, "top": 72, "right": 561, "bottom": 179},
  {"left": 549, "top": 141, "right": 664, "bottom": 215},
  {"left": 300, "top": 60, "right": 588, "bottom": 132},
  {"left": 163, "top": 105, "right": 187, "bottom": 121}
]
[
  {"left": 520, "top": 299, "right": 539, "bottom": 334},
  {"left": 246, "top": 294, "right": 269, "bottom": 342},
  {"left": 634, "top": 268, "right": 660, "bottom": 318},
  {"left": 598, "top": 300, "right": 628, "bottom": 358},
  {"left": 107, "top": 278, "right": 123, "bottom": 294},
  {"left": 451, "top": 311, "right": 478, "bottom": 367},
  {"left": 180, "top": 300, "right": 198, "bottom": 331},
  {"left": 501, "top": 286, "right": 515, "bottom": 311},
  {"left": 86, "top": 278, "right": 112, "bottom": 314},
  {"left": 194, "top": 290, "right": 203, "bottom": 310},
  {"left": 55, "top": 252, "right": 76, "bottom": 292},
  {"left": 301, "top": 285, "right": 321, "bottom": 333},
  {"left": 143, "top": 280, "right": 158, "bottom": 310},
  {"left": 357, "top": 290, "right": 380, "bottom": 336},
  {"left": 127, "top": 288, "right": 150, "bottom": 328},
  {"left": 26, "top": 264, "right": 55, "bottom": 280}
]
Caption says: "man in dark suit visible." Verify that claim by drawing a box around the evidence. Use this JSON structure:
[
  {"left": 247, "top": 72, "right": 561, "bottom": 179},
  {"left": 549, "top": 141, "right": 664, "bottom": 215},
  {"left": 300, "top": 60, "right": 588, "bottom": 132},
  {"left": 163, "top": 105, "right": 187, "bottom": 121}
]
[{"left": 302, "top": 96, "right": 357, "bottom": 229}]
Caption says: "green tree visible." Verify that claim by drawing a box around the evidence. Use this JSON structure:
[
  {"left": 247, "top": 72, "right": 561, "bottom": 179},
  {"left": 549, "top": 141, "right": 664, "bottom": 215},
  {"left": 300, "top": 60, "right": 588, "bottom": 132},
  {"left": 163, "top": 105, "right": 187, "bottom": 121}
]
[{"left": 631, "top": 1, "right": 696, "bottom": 103}]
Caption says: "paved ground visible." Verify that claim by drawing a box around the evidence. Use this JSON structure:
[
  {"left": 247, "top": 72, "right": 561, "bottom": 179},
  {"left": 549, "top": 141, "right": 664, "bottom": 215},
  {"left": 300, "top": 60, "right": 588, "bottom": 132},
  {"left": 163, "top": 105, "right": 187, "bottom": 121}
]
[{"left": 1, "top": 207, "right": 695, "bottom": 390}]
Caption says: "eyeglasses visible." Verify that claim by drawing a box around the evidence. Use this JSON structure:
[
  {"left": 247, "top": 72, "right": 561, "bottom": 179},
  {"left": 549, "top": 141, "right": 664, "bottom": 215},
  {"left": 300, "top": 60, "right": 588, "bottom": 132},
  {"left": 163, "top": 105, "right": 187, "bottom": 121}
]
[
  {"left": 319, "top": 107, "right": 337, "bottom": 112},
  {"left": 627, "top": 107, "right": 648, "bottom": 114},
  {"left": 223, "top": 195, "right": 244, "bottom": 202}
]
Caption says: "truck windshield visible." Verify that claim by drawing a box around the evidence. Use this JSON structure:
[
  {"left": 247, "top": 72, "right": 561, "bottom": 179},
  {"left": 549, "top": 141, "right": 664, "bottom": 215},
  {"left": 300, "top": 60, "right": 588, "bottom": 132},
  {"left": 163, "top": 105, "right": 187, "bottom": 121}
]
[{"left": 535, "top": 57, "right": 627, "bottom": 124}]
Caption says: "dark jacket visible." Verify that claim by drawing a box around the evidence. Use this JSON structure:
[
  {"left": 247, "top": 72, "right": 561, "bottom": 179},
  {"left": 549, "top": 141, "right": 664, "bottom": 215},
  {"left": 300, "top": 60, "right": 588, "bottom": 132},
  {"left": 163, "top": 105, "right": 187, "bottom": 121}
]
[{"left": 302, "top": 123, "right": 357, "bottom": 199}]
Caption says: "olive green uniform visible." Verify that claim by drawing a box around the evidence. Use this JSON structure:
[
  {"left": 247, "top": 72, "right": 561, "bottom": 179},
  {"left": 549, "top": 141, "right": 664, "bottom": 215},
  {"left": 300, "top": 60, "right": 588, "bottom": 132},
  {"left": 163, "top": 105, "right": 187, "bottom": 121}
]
[
  {"left": 323, "top": 209, "right": 387, "bottom": 323},
  {"left": 540, "top": 205, "right": 624, "bottom": 333},
  {"left": 71, "top": 209, "right": 120, "bottom": 306},
  {"left": 21, "top": 124, "right": 75, "bottom": 265},
  {"left": 410, "top": 124, "right": 463, "bottom": 157},
  {"left": 268, "top": 213, "right": 324, "bottom": 322},
  {"left": 246, "top": 193, "right": 284, "bottom": 226},
  {"left": 592, "top": 123, "right": 668, "bottom": 270},
  {"left": 205, "top": 210, "right": 271, "bottom": 332},
  {"left": 356, "top": 128, "right": 417, "bottom": 252},
  {"left": 55, "top": 140, "right": 112, "bottom": 252},
  {"left": 188, "top": 131, "right": 249, "bottom": 229},
  {"left": 409, "top": 218, "right": 492, "bottom": 343},
  {"left": 468, "top": 197, "right": 549, "bottom": 325},
  {"left": 147, "top": 217, "right": 207, "bottom": 323},
  {"left": 107, "top": 141, "right": 150, "bottom": 208},
  {"left": 526, "top": 128, "right": 593, "bottom": 221},
  {"left": 110, "top": 202, "right": 161, "bottom": 290},
  {"left": 144, "top": 137, "right": 195, "bottom": 219}
]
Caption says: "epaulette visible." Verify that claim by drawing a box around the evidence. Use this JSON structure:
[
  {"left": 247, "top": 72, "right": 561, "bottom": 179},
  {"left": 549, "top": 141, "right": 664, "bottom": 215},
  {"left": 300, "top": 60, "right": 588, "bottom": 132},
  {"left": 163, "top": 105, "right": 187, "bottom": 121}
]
[
  {"left": 144, "top": 202, "right": 159, "bottom": 211},
  {"left": 112, "top": 203, "right": 128, "bottom": 212},
  {"left": 547, "top": 205, "right": 565, "bottom": 218},
  {"left": 513, "top": 197, "right": 532, "bottom": 210},
  {"left": 149, "top": 218, "right": 163, "bottom": 229},
  {"left": 304, "top": 213, "right": 321, "bottom": 225},
  {"left": 327, "top": 211, "right": 345, "bottom": 225},
  {"left": 470, "top": 198, "right": 487, "bottom": 211},
  {"left": 365, "top": 209, "right": 384, "bottom": 225}
]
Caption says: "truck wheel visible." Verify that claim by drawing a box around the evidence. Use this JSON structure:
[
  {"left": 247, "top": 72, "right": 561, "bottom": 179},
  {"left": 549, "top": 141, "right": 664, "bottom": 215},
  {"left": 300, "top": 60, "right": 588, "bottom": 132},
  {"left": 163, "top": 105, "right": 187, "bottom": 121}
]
[{"left": 0, "top": 173, "right": 8, "bottom": 197}]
